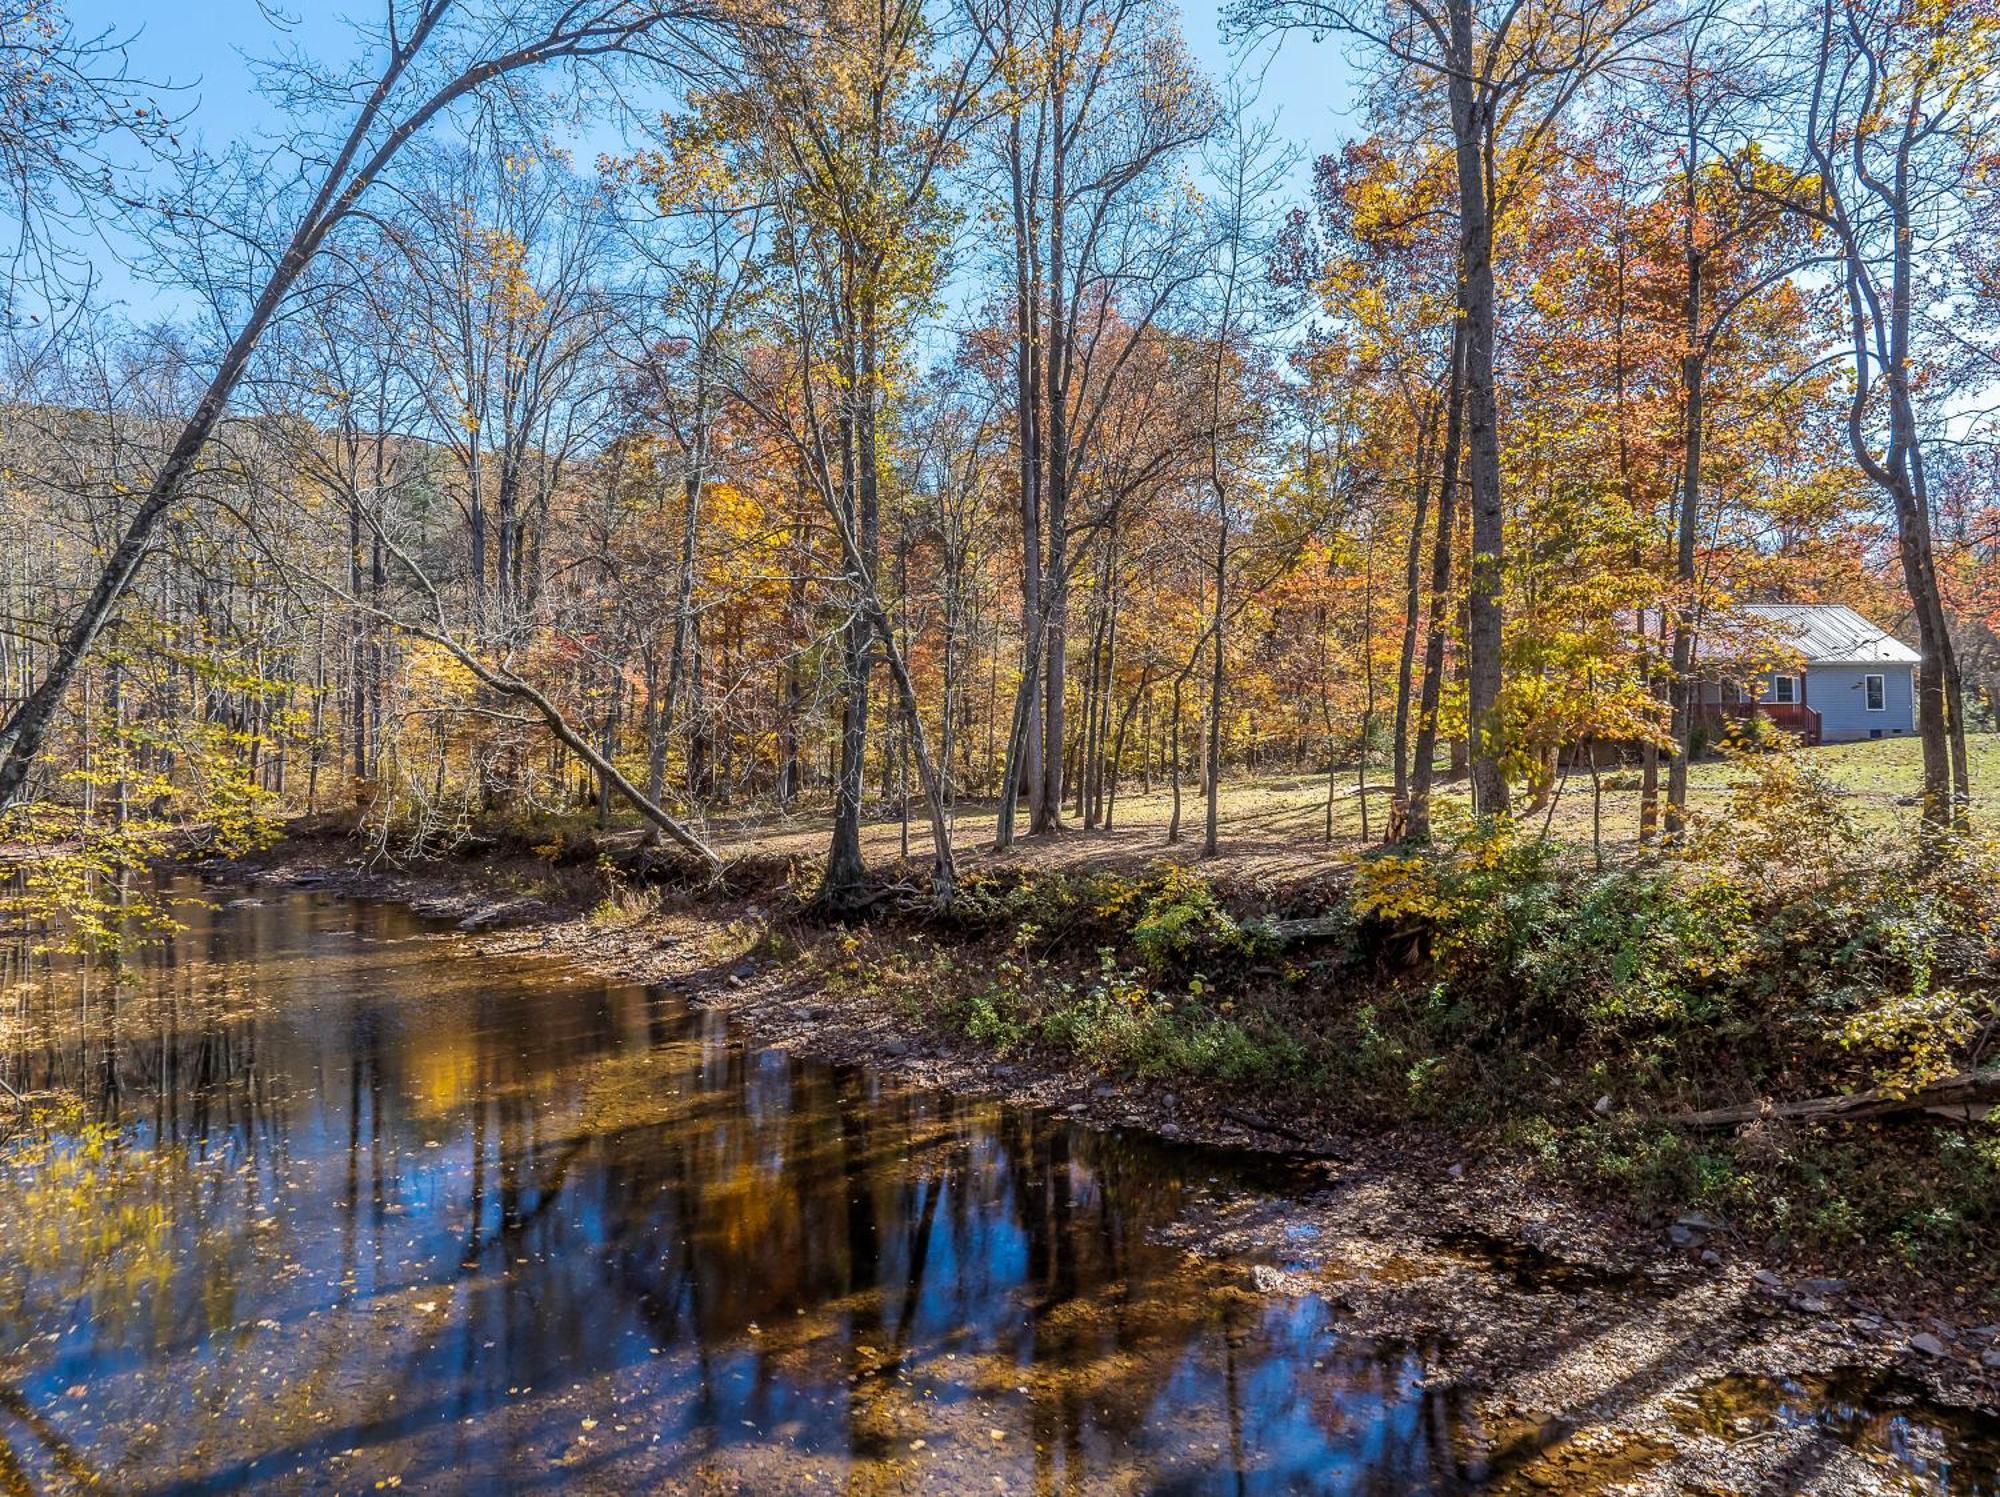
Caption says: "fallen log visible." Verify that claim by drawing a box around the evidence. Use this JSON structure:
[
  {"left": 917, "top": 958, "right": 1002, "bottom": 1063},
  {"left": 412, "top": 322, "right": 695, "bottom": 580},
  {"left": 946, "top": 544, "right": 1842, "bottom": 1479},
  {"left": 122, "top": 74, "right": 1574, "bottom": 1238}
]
[
  {"left": 1671, "top": 1069, "right": 2000, "bottom": 1130},
  {"left": 1217, "top": 1105, "right": 1316, "bottom": 1146},
  {"left": 1264, "top": 914, "right": 1351, "bottom": 943}
]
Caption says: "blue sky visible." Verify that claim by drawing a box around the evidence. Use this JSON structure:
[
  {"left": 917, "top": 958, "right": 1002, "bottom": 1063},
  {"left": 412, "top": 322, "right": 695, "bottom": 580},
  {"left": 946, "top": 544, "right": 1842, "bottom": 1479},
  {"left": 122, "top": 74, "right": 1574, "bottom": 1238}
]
[{"left": 66, "top": 0, "right": 1360, "bottom": 321}]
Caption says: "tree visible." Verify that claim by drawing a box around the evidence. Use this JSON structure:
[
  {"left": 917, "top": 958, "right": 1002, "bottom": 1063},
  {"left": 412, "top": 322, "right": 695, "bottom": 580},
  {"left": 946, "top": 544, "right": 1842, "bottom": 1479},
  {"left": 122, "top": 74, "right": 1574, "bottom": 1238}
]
[
  {"left": 1192, "top": 94, "right": 1292, "bottom": 856},
  {"left": 684, "top": 0, "right": 993, "bottom": 906},
  {"left": 0, "top": 0, "right": 723, "bottom": 813},
  {"left": 0, "top": 2, "right": 165, "bottom": 315},
  {"left": 976, "top": 0, "right": 1215, "bottom": 843},
  {"left": 1793, "top": 0, "right": 1993, "bottom": 830},
  {"left": 1275, "top": 133, "right": 1462, "bottom": 841},
  {"left": 1229, "top": 0, "right": 1680, "bottom": 816}
]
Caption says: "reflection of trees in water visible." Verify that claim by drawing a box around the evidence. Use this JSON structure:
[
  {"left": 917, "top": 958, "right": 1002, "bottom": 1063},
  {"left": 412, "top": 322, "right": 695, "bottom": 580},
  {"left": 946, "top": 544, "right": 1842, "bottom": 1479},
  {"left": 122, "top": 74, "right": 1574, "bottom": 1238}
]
[
  {"left": 0, "top": 1380, "right": 105, "bottom": 1489},
  {"left": 2, "top": 940, "right": 287, "bottom": 1157},
  {"left": 560, "top": 1033, "right": 1307, "bottom": 1485}
]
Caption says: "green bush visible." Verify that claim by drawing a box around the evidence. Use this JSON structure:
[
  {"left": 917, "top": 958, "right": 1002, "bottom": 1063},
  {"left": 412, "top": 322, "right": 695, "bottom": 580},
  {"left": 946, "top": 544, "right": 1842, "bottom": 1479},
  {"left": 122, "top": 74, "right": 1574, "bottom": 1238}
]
[
  {"left": 1349, "top": 755, "right": 2000, "bottom": 1109},
  {"left": 1130, "top": 865, "right": 1248, "bottom": 970}
]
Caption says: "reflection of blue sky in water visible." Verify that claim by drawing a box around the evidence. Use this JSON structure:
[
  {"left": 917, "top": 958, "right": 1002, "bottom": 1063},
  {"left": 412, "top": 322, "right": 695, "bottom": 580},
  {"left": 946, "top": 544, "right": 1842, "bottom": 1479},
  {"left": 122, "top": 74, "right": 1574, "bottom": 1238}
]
[{"left": 1, "top": 883, "right": 1480, "bottom": 1493}]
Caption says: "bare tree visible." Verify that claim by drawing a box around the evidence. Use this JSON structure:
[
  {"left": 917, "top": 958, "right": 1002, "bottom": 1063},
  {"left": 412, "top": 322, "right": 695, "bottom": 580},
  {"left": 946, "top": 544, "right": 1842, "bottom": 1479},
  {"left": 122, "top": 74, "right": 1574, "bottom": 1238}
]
[
  {"left": 1793, "top": 0, "right": 1989, "bottom": 830},
  {"left": 0, "top": 0, "right": 723, "bottom": 812},
  {"left": 975, "top": 0, "right": 1215, "bottom": 843},
  {"left": 0, "top": 3, "right": 169, "bottom": 318}
]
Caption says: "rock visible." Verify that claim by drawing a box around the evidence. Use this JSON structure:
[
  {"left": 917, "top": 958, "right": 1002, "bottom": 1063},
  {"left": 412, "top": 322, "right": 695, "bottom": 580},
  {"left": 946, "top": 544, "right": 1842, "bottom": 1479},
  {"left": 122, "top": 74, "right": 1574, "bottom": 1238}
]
[
  {"left": 1753, "top": 1269, "right": 1784, "bottom": 1289},
  {"left": 726, "top": 973, "right": 744, "bottom": 989},
  {"left": 1668, "top": 1225, "right": 1698, "bottom": 1247},
  {"left": 1911, "top": 1333, "right": 1947, "bottom": 1358},
  {"left": 1794, "top": 1297, "right": 1830, "bottom": 1315},
  {"left": 731, "top": 963, "right": 755, "bottom": 980},
  {"left": 1592, "top": 1094, "right": 1613, "bottom": 1116},
  {"left": 1249, "top": 1264, "right": 1285, "bottom": 1294},
  {"left": 1800, "top": 1277, "right": 1848, "bottom": 1297},
  {"left": 880, "top": 1038, "right": 911, "bottom": 1058},
  {"left": 1701, "top": 1249, "right": 1722, "bottom": 1267},
  {"left": 1981, "top": 1350, "right": 2000, "bottom": 1371},
  {"left": 1446, "top": 1163, "right": 1465, "bottom": 1180},
  {"left": 1675, "top": 1212, "right": 1722, "bottom": 1233}
]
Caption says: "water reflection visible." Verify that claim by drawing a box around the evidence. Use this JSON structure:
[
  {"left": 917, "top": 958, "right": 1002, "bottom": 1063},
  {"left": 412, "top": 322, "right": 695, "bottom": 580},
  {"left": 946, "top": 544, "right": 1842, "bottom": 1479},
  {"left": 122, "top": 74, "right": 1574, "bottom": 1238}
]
[
  {"left": 1676, "top": 1374, "right": 2000, "bottom": 1496},
  {"left": 0, "top": 884, "right": 1482, "bottom": 1494}
]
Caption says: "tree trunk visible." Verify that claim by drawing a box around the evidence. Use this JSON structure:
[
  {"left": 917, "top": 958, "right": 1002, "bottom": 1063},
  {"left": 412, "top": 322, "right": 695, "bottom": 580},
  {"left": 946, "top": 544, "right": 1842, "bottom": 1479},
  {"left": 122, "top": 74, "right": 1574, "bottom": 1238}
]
[
  {"left": 1407, "top": 318, "right": 1468, "bottom": 843},
  {"left": 1203, "top": 516, "right": 1227, "bottom": 857},
  {"left": 1446, "top": 8, "right": 1508, "bottom": 817},
  {"left": 822, "top": 387, "right": 873, "bottom": 907},
  {"left": 1389, "top": 403, "right": 1437, "bottom": 841},
  {"left": 1665, "top": 134, "right": 1705, "bottom": 838}
]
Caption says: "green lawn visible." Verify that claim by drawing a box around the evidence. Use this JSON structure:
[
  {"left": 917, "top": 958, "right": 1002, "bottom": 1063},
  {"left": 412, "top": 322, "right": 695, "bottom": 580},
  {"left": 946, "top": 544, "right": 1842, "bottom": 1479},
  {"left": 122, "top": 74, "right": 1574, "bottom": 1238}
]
[{"left": 1530, "top": 732, "right": 2000, "bottom": 851}]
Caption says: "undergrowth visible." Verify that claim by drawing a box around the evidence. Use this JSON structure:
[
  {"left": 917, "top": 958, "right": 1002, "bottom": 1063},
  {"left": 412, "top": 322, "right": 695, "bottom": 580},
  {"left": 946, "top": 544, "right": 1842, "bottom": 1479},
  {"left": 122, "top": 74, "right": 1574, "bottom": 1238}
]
[{"left": 813, "top": 747, "right": 2000, "bottom": 1269}]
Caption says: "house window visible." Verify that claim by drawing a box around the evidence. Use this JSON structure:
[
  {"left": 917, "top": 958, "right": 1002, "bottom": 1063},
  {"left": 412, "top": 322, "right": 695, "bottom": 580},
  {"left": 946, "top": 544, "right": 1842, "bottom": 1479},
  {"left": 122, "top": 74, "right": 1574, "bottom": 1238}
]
[
  {"left": 1864, "top": 673, "right": 1885, "bottom": 711},
  {"left": 1772, "top": 675, "right": 1798, "bottom": 705}
]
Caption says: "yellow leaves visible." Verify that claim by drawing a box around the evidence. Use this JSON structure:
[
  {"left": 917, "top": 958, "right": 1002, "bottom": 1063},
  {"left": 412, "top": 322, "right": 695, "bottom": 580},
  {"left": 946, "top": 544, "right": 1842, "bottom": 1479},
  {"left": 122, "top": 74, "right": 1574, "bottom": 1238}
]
[
  {"left": 1685, "top": 743, "right": 1865, "bottom": 883},
  {"left": 621, "top": 110, "right": 743, "bottom": 213},
  {"left": 1350, "top": 853, "right": 1447, "bottom": 925},
  {"left": 1840, "top": 987, "right": 1978, "bottom": 1098},
  {"left": 472, "top": 226, "right": 543, "bottom": 320},
  {"left": 402, "top": 640, "right": 482, "bottom": 708}
]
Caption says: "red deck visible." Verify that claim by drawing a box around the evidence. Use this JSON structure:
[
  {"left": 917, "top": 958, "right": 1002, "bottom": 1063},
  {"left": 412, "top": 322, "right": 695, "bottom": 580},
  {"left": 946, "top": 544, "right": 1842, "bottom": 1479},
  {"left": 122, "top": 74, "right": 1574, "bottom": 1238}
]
[{"left": 1694, "top": 701, "right": 1823, "bottom": 746}]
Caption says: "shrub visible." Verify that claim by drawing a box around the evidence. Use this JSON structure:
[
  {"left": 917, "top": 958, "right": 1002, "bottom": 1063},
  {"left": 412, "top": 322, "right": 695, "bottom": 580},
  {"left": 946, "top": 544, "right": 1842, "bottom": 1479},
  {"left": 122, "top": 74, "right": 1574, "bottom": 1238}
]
[
  {"left": 1343, "top": 751, "right": 2000, "bottom": 1112},
  {"left": 1130, "top": 865, "right": 1249, "bottom": 970}
]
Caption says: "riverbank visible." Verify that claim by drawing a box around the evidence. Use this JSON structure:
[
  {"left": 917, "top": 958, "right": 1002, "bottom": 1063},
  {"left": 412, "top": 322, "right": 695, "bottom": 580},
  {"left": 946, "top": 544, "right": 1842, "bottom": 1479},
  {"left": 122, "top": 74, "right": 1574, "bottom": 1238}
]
[
  {"left": 201, "top": 820, "right": 2000, "bottom": 1440},
  {"left": 14, "top": 866, "right": 1997, "bottom": 1495}
]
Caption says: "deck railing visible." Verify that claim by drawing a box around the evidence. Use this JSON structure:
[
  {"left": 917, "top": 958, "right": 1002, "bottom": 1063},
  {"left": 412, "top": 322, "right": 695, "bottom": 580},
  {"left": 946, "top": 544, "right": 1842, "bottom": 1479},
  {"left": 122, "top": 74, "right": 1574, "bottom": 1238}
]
[{"left": 1695, "top": 701, "right": 1823, "bottom": 747}]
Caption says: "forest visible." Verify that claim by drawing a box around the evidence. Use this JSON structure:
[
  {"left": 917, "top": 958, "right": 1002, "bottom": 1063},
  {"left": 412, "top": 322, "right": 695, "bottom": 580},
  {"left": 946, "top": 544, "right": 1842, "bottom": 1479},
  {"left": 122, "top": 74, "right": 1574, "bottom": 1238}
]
[
  {"left": 3, "top": 0, "right": 2000, "bottom": 1487},
  {"left": 2, "top": 0, "right": 1993, "bottom": 910}
]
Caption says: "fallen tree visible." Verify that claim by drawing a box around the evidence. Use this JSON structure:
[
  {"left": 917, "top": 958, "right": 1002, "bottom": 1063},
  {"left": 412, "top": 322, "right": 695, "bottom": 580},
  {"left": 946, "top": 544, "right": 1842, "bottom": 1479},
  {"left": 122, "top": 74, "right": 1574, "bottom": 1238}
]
[
  {"left": 1671, "top": 1069, "right": 2000, "bottom": 1130},
  {"left": 291, "top": 501, "right": 727, "bottom": 880}
]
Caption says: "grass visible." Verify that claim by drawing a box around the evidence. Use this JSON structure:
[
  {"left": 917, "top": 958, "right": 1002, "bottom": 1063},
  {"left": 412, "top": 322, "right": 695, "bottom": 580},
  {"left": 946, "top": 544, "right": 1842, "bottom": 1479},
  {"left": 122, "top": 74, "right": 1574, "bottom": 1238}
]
[{"left": 669, "top": 733, "right": 2000, "bottom": 886}]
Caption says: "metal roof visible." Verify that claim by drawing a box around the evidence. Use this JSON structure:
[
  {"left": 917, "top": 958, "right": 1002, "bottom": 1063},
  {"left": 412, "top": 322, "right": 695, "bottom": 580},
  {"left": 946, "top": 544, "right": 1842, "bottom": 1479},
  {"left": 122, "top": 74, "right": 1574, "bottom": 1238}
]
[{"left": 1725, "top": 603, "right": 1921, "bottom": 666}]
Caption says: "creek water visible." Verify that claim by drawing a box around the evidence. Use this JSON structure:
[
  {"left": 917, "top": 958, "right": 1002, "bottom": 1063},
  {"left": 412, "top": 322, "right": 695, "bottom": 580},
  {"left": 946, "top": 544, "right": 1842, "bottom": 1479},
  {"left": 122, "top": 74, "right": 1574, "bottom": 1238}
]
[{"left": 0, "top": 880, "right": 1993, "bottom": 1495}]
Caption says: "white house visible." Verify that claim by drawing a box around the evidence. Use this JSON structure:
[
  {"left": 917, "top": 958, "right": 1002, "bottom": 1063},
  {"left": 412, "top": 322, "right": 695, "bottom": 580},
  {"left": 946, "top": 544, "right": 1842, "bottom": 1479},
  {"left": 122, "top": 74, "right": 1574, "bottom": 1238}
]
[{"left": 1698, "top": 603, "right": 1918, "bottom": 744}]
